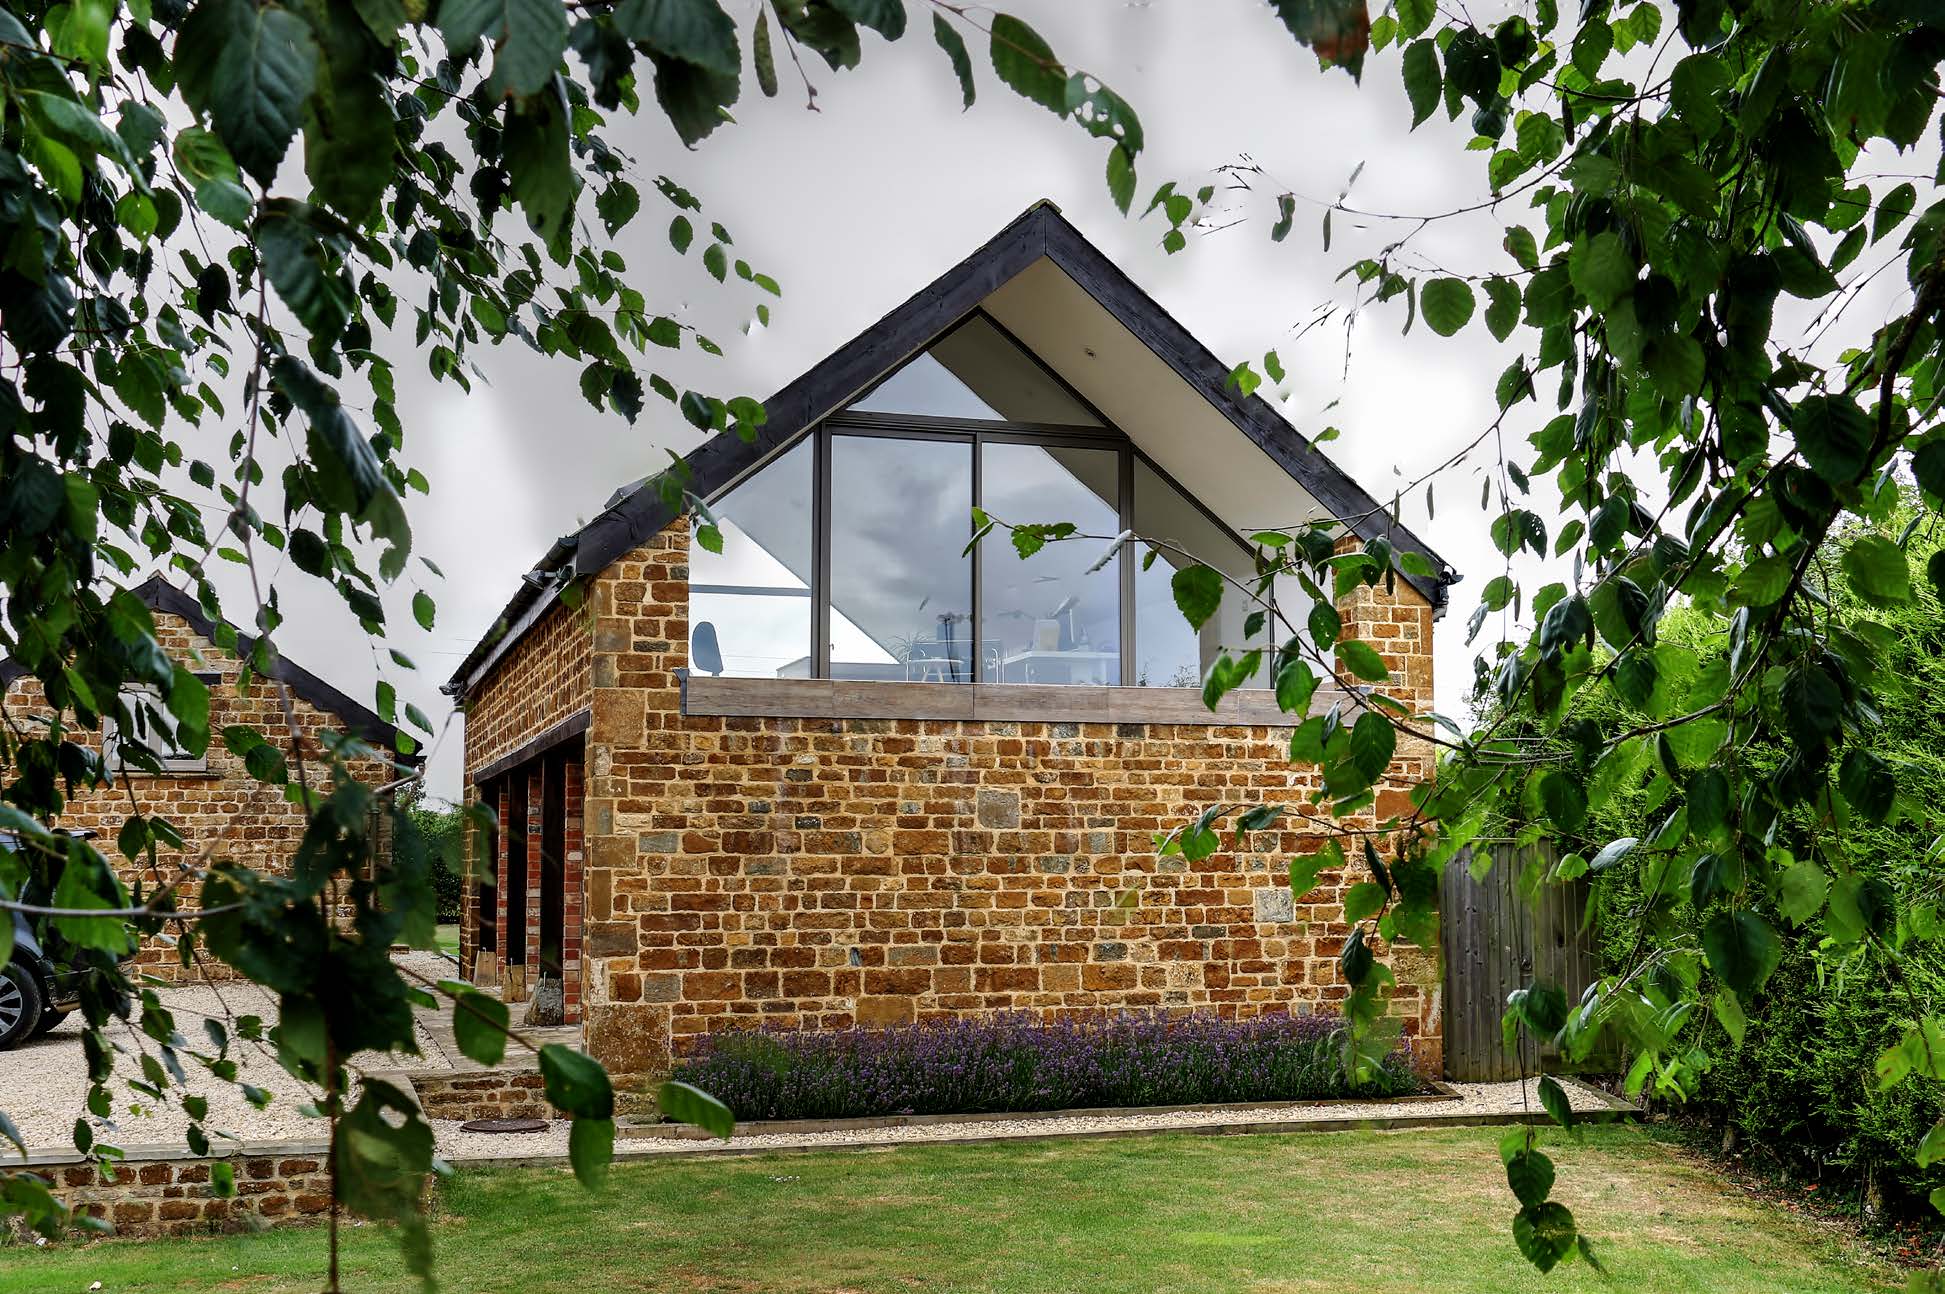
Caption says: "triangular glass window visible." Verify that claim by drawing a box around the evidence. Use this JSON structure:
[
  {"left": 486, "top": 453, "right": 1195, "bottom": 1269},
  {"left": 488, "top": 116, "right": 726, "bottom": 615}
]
[{"left": 849, "top": 315, "right": 1102, "bottom": 425}]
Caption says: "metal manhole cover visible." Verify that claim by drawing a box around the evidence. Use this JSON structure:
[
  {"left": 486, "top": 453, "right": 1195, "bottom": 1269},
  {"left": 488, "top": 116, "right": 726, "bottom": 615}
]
[{"left": 458, "top": 1117, "right": 549, "bottom": 1134}]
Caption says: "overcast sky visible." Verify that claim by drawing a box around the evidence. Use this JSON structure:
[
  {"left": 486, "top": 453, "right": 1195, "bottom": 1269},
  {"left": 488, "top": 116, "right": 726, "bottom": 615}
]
[{"left": 217, "top": 0, "right": 1918, "bottom": 801}]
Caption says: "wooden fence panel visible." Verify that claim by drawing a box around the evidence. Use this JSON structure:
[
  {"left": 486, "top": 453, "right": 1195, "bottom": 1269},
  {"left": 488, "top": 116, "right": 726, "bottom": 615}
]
[{"left": 1440, "top": 845, "right": 1597, "bottom": 1082}]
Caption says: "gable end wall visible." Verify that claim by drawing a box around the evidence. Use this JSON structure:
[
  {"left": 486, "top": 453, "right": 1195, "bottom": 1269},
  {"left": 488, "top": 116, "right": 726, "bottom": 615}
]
[{"left": 572, "top": 517, "right": 1442, "bottom": 1083}]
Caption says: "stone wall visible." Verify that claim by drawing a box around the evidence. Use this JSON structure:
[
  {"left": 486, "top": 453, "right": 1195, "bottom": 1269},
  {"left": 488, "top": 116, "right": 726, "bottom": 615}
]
[
  {"left": 38, "top": 1145, "right": 333, "bottom": 1236},
  {"left": 460, "top": 600, "right": 593, "bottom": 774},
  {"left": 3, "top": 610, "right": 399, "bottom": 982},
  {"left": 404, "top": 1068, "right": 552, "bottom": 1122},
  {"left": 538, "top": 518, "right": 1442, "bottom": 1080}
]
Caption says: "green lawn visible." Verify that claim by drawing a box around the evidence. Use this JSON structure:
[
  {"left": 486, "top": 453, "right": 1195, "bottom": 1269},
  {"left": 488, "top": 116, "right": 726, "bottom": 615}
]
[
  {"left": 434, "top": 923, "right": 461, "bottom": 957},
  {"left": 1, "top": 1126, "right": 1894, "bottom": 1293}
]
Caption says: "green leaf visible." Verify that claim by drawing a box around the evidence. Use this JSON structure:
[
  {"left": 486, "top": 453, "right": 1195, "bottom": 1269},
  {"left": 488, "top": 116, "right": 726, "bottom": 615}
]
[
  {"left": 1512, "top": 1201, "right": 1577, "bottom": 1273},
  {"left": 258, "top": 212, "right": 349, "bottom": 341},
  {"left": 1170, "top": 564, "right": 1224, "bottom": 631},
  {"left": 989, "top": 14, "right": 1066, "bottom": 113},
  {"left": 1336, "top": 639, "right": 1389, "bottom": 683},
  {"left": 612, "top": 0, "right": 738, "bottom": 75},
  {"left": 1507, "top": 1146, "right": 1556, "bottom": 1207},
  {"left": 568, "top": 1117, "right": 615, "bottom": 1186},
  {"left": 1702, "top": 910, "right": 1782, "bottom": 1000},
  {"left": 1402, "top": 39, "right": 1441, "bottom": 128},
  {"left": 648, "top": 52, "right": 741, "bottom": 146},
  {"left": 1841, "top": 534, "right": 1913, "bottom": 605},
  {"left": 206, "top": 0, "right": 321, "bottom": 187},
  {"left": 412, "top": 590, "right": 437, "bottom": 631},
  {"left": 1686, "top": 767, "right": 1731, "bottom": 840},
  {"left": 1421, "top": 277, "right": 1476, "bottom": 336},
  {"left": 1482, "top": 277, "right": 1520, "bottom": 341},
  {"left": 1875, "top": 183, "right": 1918, "bottom": 242},
  {"left": 1915, "top": 438, "right": 1945, "bottom": 500},
  {"left": 305, "top": 8, "right": 398, "bottom": 225},
  {"left": 503, "top": 91, "right": 574, "bottom": 250},
  {"left": 658, "top": 1079, "right": 734, "bottom": 1137},
  {"left": 1777, "top": 859, "right": 1829, "bottom": 924},
  {"left": 1309, "top": 601, "right": 1342, "bottom": 650},
  {"left": 1587, "top": 836, "right": 1638, "bottom": 873},
  {"left": 540, "top": 1044, "right": 615, "bottom": 1119},
  {"left": 1538, "top": 770, "right": 1586, "bottom": 833},
  {"left": 1274, "top": 660, "right": 1320, "bottom": 716},
  {"left": 1344, "top": 880, "right": 1386, "bottom": 924},
  {"left": 1644, "top": 335, "right": 1704, "bottom": 399},
  {"left": 829, "top": 0, "right": 905, "bottom": 40},
  {"left": 1736, "top": 554, "right": 1794, "bottom": 606},
  {"left": 1568, "top": 231, "right": 1635, "bottom": 310},
  {"left": 1792, "top": 394, "right": 1873, "bottom": 482},
  {"left": 457, "top": 0, "right": 569, "bottom": 95},
  {"left": 1347, "top": 711, "right": 1396, "bottom": 782},
  {"left": 932, "top": 13, "right": 975, "bottom": 108},
  {"left": 1918, "top": 1121, "right": 1945, "bottom": 1170},
  {"left": 448, "top": 986, "right": 509, "bottom": 1066},
  {"left": 1537, "top": 1073, "right": 1577, "bottom": 1130},
  {"left": 1713, "top": 989, "right": 1748, "bottom": 1047},
  {"left": 1838, "top": 748, "right": 1897, "bottom": 823},
  {"left": 1106, "top": 146, "right": 1136, "bottom": 215}
]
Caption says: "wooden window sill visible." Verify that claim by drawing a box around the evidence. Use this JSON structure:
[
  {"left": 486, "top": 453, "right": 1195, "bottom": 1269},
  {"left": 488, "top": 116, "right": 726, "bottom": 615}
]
[{"left": 679, "top": 674, "right": 1350, "bottom": 725}]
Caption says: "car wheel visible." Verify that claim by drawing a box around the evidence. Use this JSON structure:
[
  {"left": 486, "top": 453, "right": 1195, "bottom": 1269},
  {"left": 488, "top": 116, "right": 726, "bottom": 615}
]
[{"left": 0, "top": 963, "right": 44, "bottom": 1048}]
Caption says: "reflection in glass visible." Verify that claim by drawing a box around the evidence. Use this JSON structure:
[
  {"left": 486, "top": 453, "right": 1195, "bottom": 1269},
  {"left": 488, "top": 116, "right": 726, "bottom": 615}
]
[
  {"left": 979, "top": 442, "right": 1120, "bottom": 684},
  {"left": 686, "top": 440, "right": 814, "bottom": 678},
  {"left": 829, "top": 435, "right": 974, "bottom": 681},
  {"left": 851, "top": 316, "right": 1102, "bottom": 425},
  {"left": 1131, "top": 459, "right": 1266, "bottom": 688}
]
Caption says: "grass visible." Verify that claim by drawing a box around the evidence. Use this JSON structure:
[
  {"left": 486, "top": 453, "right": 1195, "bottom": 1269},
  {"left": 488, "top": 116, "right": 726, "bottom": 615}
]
[
  {"left": 433, "top": 924, "right": 460, "bottom": 957},
  {"left": 0, "top": 1126, "right": 1894, "bottom": 1293}
]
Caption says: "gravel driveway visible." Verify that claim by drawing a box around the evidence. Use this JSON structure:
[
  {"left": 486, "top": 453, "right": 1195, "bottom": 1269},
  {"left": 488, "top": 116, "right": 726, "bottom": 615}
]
[{"left": 2, "top": 950, "right": 469, "bottom": 1154}]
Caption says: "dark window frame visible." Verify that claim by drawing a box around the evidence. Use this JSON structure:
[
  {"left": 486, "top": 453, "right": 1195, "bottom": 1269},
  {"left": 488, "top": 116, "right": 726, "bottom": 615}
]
[{"left": 701, "top": 308, "right": 1258, "bottom": 687}]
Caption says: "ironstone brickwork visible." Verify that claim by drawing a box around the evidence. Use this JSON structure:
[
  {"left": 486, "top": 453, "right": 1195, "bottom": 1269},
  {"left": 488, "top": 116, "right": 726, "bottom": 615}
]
[
  {"left": 1, "top": 600, "right": 404, "bottom": 982},
  {"left": 462, "top": 516, "right": 1443, "bottom": 1081},
  {"left": 37, "top": 1147, "right": 334, "bottom": 1236}
]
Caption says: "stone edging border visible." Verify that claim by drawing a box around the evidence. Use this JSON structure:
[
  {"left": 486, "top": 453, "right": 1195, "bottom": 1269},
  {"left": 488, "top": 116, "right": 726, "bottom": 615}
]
[
  {"left": 618, "top": 1079, "right": 1470, "bottom": 1140},
  {"left": 464, "top": 1078, "right": 1642, "bottom": 1170},
  {"left": 8, "top": 1077, "right": 1640, "bottom": 1172}
]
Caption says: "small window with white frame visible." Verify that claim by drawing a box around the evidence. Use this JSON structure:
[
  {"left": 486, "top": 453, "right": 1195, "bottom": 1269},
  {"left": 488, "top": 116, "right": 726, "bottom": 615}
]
[{"left": 105, "top": 674, "right": 217, "bottom": 775}]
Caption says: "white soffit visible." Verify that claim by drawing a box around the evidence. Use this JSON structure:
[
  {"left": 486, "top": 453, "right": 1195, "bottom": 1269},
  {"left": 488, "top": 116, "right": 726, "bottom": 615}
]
[{"left": 981, "top": 257, "right": 1336, "bottom": 543}]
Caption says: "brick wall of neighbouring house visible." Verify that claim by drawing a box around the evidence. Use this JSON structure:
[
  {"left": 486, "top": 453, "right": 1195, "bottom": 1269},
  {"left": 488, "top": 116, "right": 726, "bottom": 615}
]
[
  {"left": 2, "top": 613, "right": 400, "bottom": 983},
  {"left": 540, "top": 518, "right": 1442, "bottom": 1081}
]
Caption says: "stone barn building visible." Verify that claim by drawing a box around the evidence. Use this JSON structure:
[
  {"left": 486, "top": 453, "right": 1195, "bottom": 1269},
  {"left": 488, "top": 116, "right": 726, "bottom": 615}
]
[
  {"left": 1, "top": 574, "right": 416, "bottom": 981},
  {"left": 447, "top": 203, "right": 1456, "bottom": 1078}
]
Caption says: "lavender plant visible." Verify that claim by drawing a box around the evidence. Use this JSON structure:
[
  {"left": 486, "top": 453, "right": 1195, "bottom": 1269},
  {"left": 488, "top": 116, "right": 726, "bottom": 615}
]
[{"left": 670, "top": 1011, "right": 1422, "bottom": 1122}]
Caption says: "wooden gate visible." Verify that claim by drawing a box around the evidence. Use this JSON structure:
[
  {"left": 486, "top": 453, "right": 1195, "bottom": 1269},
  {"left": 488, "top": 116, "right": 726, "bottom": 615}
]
[{"left": 1439, "top": 845, "right": 1600, "bottom": 1082}]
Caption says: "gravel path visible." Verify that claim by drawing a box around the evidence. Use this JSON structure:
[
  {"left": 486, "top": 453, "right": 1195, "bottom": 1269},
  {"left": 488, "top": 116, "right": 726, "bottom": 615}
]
[
  {"left": 429, "top": 1077, "right": 1631, "bottom": 1164},
  {"left": 3, "top": 951, "right": 463, "bottom": 1154}
]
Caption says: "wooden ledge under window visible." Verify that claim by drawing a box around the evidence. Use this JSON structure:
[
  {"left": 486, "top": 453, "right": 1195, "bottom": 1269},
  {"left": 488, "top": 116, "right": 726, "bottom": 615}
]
[{"left": 679, "top": 674, "right": 1355, "bottom": 726}]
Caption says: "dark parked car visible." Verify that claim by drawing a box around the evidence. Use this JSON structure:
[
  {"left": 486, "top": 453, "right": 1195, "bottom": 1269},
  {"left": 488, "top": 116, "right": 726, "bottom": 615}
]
[{"left": 1, "top": 829, "right": 102, "bottom": 1049}]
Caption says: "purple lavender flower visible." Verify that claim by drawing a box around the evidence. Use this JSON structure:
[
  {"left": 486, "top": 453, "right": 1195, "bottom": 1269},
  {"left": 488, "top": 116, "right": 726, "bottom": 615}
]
[{"left": 670, "top": 1010, "right": 1420, "bottom": 1121}]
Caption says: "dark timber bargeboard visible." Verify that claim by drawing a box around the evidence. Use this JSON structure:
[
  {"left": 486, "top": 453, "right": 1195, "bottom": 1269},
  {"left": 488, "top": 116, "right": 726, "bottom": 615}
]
[{"left": 1439, "top": 844, "right": 1599, "bottom": 1083}]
